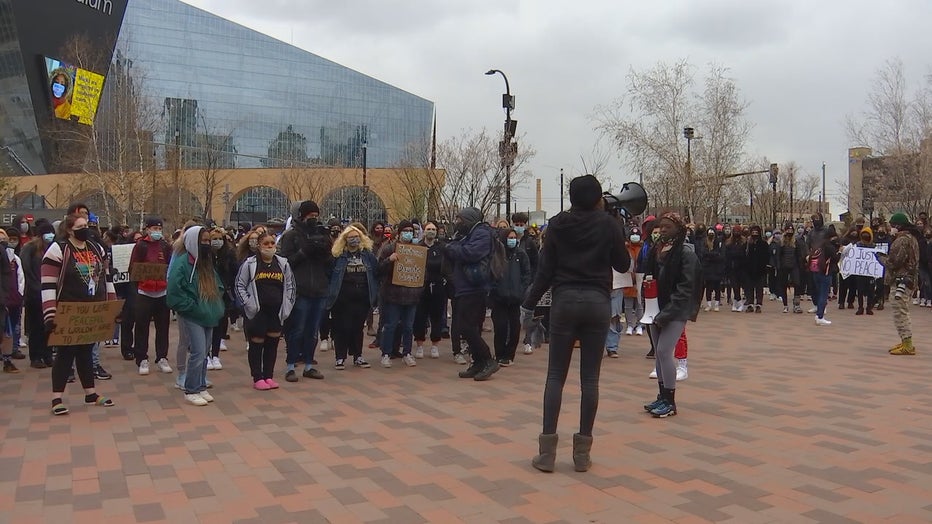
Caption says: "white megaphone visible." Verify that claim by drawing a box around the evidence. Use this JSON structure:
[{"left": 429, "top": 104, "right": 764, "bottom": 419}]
[{"left": 640, "top": 276, "right": 660, "bottom": 325}]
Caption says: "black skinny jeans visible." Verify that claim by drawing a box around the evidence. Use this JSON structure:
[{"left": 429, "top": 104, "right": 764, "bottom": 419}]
[
  {"left": 116, "top": 284, "right": 135, "bottom": 357},
  {"left": 543, "top": 288, "right": 610, "bottom": 436},
  {"left": 134, "top": 294, "right": 170, "bottom": 365},
  {"left": 52, "top": 344, "right": 95, "bottom": 392},
  {"left": 854, "top": 275, "right": 875, "bottom": 309},
  {"left": 453, "top": 292, "right": 492, "bottom": 362},
  {"left": 744, "top": 275, "right": 765, "bottom": 306},
  {"left": 330, "top": 283, "right": 370, "bottom": 361},
  {"left": 490, "top": 298, "right": 520, "bottom": 361},
  {"left": 704, "top": 280, "right": 721, "bottom": 302},
  {"left": 211, "top": 314, "right": 229, "bottom": 357},
  {"left": 25, "top": 299, "right": 51, "bottom": 363},
  {"left": 413, "top": 282, "right": 445, "bottom": 344}
]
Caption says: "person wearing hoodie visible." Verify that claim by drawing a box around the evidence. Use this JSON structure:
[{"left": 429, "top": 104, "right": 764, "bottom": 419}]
[
  {"left": 21, "top": 221, "right": 56, "bottom": 368},
  {"left": 0, "top": 228, "right": 25, "bottom": 369},
  {"left": 166, "top": 226, "right": 225, "bottom": 406},
  {"left": 850, "top": 226, "right": 876, "bottom": 315},
  {"left": 775, "top": 224, "right": 807, "bottom": 313},
  {"left": 490, "top": 228, "right": 531, "bottom": 366},
  {"left": 445, "top": 207, "right": 499, "bottom": 380},
  {"left": 376, "top": 220, "right": 424, "bottom": 368},
  {"left": 235, "top": 232, "right": 296, "bottom": 390},
  {"left": 724, "top": 226, "right": 747, "bottom": 311},
  {"left": 875, "top": 213, "right": 921, "bottom": 355},
  {"left": 130, "top": 217, "right": 173, "bottom": 376},
  {"left": 810, "top": 225, "right": 841, "bottom": 325},
  {"left": 278, "top": 200, "right": 331, "bottom": 382},
  {"left": 696, "top": 228, "right": 725, "bottom": 312},
  {"left": 743, "top": 225, "right": 770, "bottom": 313},
  {"left": 208, "top": 227, "right": 238, "bottom": 369},
  {"left": 521, "top": 175, "right": 630, "bottom": 473}
]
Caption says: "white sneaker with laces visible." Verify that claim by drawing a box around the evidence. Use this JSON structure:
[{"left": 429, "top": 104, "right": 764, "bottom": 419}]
[
  {"left": 815, "top": 317, "right": 832, "bottom": 326},
  {"left": 453, "top": 353, "right": 468, "bottom": 365},
  {"left": 625, "top": 326, "right": 634, "bottom": 336},
  {"left": 523, "top": 344, "right": 533, "bottom": 355},
  {"left": 648, "top": 368, "right": 657, "bottom": 379},
  {"left": 206, "top": 358, "right": 215, "bottom": 370},
  {"left": 219, "top": 339, "right": 228, "bottom": 351},
  {"left": 913, "top": 297, "right": 920, "bottom": 305},
  {"left": 138, "top": 360, "right": 150, "bottom": 375},
  {"left": 402, "top": 354, "right": 417, "bottom": 367},
  {"left": 185, "top": 393, "right": 208, "bottom": 406},
  {"left": 319, "top": 339, "right": 329, "bottom": 352},
  {"left": 783, "top": 306, "right": 789, "bottom": 313},
  {"left": 713, "top": 301, "right": 720, "bottom": 312},
  {"left": 429, "top": 346, "right": 440, "bottom": 359},
  {"left": 380, "top": 354, "right": 392, "bottom": 368},
  {"left": 156, "top": 358, "right": 172, "bottom": 373},
  {"left": 676, "top": 359, "right": 688, "bottom": 381},
  {"left": 414, "top": 346, "right": 424, "bottom": 359},
  {"left": 635, "top": 326, "right": 644, "bottom": 336},
  {"left": 199, "top": 390, "right": 215, "bottom": 402},
  {"left": 211, "top": 356, "right": 222, "bottom": 370},
  {"left": 807, "top": 307, "right": 818, "bottom": 314}
]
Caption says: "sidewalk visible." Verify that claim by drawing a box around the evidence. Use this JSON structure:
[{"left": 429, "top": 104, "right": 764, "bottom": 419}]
[{"left": 1, "top": 304, "right": 931, "bottom": 523}]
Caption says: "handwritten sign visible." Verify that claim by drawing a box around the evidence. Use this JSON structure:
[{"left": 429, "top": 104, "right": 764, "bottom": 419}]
[
  {"left": 130, "top": 262, "right": 167, "bottom": 282},
  {"left": 111, "top": 244, "right": 133, "bottom": 284},
  {"left": 391, "top": 244, "right": 427, "bottom": 288},
  {"left": 48, "top": 300, "right": 124, "bottom": 346},
  {"left": 839, "top": 246, "right": 886, "bottom": 280}
]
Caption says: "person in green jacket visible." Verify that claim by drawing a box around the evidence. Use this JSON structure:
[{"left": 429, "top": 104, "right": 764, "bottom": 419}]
[{"left": 167, "top": 226, "right": 225, "bottom": 406}]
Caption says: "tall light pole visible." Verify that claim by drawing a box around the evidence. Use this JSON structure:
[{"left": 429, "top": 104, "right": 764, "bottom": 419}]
[
  {"left": 821, "top": 162, "right": 826, "bottom": 215},
  {"left": 683, "top": 127, "right": 698, "bottom": 221},
  {"left": 486, "top": 69, "right": 516, "bottom": 221}
]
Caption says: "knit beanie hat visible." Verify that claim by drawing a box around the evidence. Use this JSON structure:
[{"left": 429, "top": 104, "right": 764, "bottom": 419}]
[
  {"left": 569, "top": 175, "right": 603, "bottom": 210},
  {"left": 889, "top": 212, "right": 910, "bottom": 227}
]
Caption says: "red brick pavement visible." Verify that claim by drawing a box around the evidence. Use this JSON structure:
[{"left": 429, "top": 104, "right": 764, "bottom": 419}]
[{"left": 2, "top": 302, "right": 932, "bottom": 523}]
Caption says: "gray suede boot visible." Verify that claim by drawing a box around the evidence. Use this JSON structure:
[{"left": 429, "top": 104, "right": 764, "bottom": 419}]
[
  {"left": 573, "top": 433, "right": 593, "bottom": 472},
  {"left": 532, "top": 433, "right": 558, "bottom": 472}
]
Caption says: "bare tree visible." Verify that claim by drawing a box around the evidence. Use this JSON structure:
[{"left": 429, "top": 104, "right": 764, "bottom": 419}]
[
  {"left": 188, "top": 115, "right": 235, "bottom": 221},
  {"left": 594, "top": 59, "right": 753, "bottom": 224}
]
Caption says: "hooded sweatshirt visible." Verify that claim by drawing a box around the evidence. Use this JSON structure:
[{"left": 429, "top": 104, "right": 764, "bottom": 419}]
[
  {"left": 166, "top": 226, "right": 225, "bottom": 327},
  {"left": 444, "top": 208, "right": 496, "bottom": 297},
  {"left": 522, "top": 208, "right": 630, "bottom": 309}
]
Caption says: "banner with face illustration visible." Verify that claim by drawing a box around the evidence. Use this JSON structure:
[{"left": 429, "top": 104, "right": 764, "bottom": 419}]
[{"left": 45, "top": 56, "right": 105, "bottom": 126}]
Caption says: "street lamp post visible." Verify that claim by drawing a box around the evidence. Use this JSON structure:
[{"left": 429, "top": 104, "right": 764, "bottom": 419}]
[
  {"left": 683, "top": 127, "right": 698, "bottom": 221},
  {"left": 486, "top": 69, "right": 516, "bottom": 221}
]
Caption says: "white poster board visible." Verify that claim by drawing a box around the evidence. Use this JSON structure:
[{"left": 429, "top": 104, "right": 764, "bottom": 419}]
[
  {"left": 111, "top": 244, "right": 134, "bottom": 284},
  {"left": 839, "top": 245, "right": 887, "bottom": 280}
]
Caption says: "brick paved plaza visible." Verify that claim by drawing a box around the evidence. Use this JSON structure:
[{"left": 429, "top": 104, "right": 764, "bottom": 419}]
[{"left": 2, "top": 305, "right": 931, "bottom": 523}]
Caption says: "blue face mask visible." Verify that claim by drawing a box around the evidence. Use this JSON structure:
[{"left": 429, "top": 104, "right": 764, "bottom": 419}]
[
  {"left": 513, "top": 226, "right": 525, "bottom": 237},
  {"left": 43, "top": 233, "right": 55, "bottom": 243},
  {"left": 52, "top": 82, "right": 66, "bottom": 98},
  {"left": 630, "top": 235, "right": 641, "bottom": 243},
  {"left": 149, "top": 231, "right": 163, "bottom": 241},
  {"left": 400, "top": 231, "right": 414, "bottom": 243},
  {"left": 506, "top": 238, "right": 518, "bottom": 249}
]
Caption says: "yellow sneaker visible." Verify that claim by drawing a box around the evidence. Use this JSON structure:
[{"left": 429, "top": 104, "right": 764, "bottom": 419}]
[
  {"left": 890, "top": 339, "right": 916, "bottom": 355},
  {"left": 888, "top": 342, "right": 904, "bottom": 354}
]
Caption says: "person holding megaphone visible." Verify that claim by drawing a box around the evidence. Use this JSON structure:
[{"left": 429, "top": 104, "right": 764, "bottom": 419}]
[{"left": 639, "top": 212, "right": 702, "bottom": 419}]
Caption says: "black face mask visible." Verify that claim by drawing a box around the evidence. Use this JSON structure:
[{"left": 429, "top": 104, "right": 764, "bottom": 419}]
[
  {"left": 73, "top": 228, "right": 90, "bottom": 242},
  {"left": 199, "top": 243, "right": 211, "bottom": 257},
  {"left": 812, "top": 219, "right": 824, "bottom": 229},
  {"left": 305, "top": 217, "right": 318, "bottom": 228}
]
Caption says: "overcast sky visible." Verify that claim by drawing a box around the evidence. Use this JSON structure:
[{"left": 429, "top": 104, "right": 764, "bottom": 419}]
[{"left": 184, "top": 0, "right": 932, "bottom": 218}]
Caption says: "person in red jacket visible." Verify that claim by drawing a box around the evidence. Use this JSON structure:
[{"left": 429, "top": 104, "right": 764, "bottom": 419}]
[{"left": 130, "top": 217, "right": 173, "bottom": 376}]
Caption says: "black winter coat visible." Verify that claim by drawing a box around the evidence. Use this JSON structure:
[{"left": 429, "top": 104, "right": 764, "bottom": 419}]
[
  {"left": 278, "top": 221, "right": 332, "bottom": 298},
  {"left": 744, "top": 238, "right": 770, "bottom": 278},
  {"left": 695, "top": 238, "right": 725, "bottom": 281},
  {"left": 491, "top": 246, "right": 531, "bottom": 305}
]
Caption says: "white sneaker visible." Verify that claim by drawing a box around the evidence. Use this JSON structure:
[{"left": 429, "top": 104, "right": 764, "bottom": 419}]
[
  {"left": 635, "top": 326, "right": 644, "bottom": 336},
  {"left": 703, "top": 301, "right": 712, "bottom": 312},
  {"left": 156, "top": 358, "right": 172, "bottom": 373},
  {"left": 185, "top": 393, "right": 208, "bottom": 406},
  {"left": 138, "top": 360, "right": 150, "bottom": 375},
  {"left": 199, "top": 390, "right": 214, "bottom": 403},
  {"left": 713, "top": 301, "right": 720, "bottom": 312},
  {"left": 380, "top": 354, "right": 392, "bottom": 368},
  {"left": 807, "top": 307, "right": 818, "bottom": 314},
  {"left": 206, "top": 358, "right": 215, "bottom": 371},
  {"left": 219, "top": 339, "right": 228, "bottom": 351},
  {"left": 815, "top": 317, "right": 832, "bottom": 326},
  {"left": 625, "top": 326, "right": 634, "bottom": 336},
  {"left": 648, "top": 368, "right": 657, "bottom": 379},
  {"left": 319, "top": 339, "right": 330, "bottom": 352},
  {"left": 402, "top": 354, "right": 417, "bottom": 367},
  {"left": 453, "top": 353, "right": 468, "bottom": 365},
  {"left": 211, "top": 356, "right": 222, "bottom": 370},
  {"left": 783, "top": 306, "right": 789, "bottom": 314},
  {"left": 414, "top": 346, "right": 424, "bottom": 359},
  {"left": 523, "top": 344, "right": 533, "bottom": 355},
  {"left": 430, "top": 346, "right": 440, "bottom": 359},
  {"left": 676, "top": 359, "right": 688, "bottom": 381},
  {"left": 913, "top": 297, "right": 920, "bottom": 305},
  {"left": 231, "top": 322, "right": 241, "bottom": 332}
]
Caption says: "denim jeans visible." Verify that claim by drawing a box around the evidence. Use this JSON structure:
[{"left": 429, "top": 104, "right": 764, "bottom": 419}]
[
  {"left": 813, "top": 272, "right": 832, "bottom": 319},
  {"left": 605, "top": 289, "right": 624, "bottom": 352},
  {"left": 285, "top": 295, "right": 326, "bottom": 367},
  {"left": 380, "top": 302, "right": 417, "bottom": 356},
  {"left": 176, "top": 317, "right": 190, "bottom": 388},
  {"left": 179, "top": 317, "right": 211, "bottom": 394}
]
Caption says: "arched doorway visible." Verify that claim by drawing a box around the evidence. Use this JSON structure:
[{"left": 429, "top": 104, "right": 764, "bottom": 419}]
[
  {"left": 230, "top": 186, "right": 290, "bottom": 225},
  {"left": 320, "top": 186, "right": 386, "bottom": 227}
]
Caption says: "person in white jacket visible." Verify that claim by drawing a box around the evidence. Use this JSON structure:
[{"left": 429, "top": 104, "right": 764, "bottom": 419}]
[
  {"left": 2, "top": 228, "right": 26, "bottom": 363},
  {"left": 235, "top": 232, "right": 296, "bottom": 390}
]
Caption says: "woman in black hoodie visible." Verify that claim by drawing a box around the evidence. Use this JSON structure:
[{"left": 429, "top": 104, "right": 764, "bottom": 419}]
[
  {"left": 490, "top": 228, "right": 531, "bottom": 366},
  {"left": 743, "top": 225, "right": 770, "bottom": 313}
]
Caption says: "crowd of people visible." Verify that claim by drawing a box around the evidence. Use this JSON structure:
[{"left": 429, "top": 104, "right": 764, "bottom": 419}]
[{"left": 1, "top": 178, "right": 926, "bottom": 471}]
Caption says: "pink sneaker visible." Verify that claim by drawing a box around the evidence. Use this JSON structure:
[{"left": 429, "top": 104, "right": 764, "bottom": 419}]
[
  {"left": 265, "top": 378, "right": 280, "bottom": 389},
  {"left": 253, "top": 379, "right": 271, "bottom": 391}
]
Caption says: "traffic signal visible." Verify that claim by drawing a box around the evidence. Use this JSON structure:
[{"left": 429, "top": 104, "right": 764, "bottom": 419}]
[{"left": 769, "top": 163, "right": 778, "bottom": 185}]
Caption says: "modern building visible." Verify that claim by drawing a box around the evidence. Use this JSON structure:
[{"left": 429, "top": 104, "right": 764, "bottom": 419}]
[
  {"left": 0, "top": 0, "right": 435, "bottom": 226},
  {"left": 847, "top": 142, "right": 931, "bottom": 221}
]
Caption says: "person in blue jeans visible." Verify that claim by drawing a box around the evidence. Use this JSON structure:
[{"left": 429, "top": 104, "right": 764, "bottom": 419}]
[
  {"left": 377, "top": 220, "right": 424, "bottom": 368},
  {"left": 810, "top": 225, "right": 840, "bottom": 325},
  {"left": 278, "top": 201, "right": 331, "bottom": 382},
  {"left": 166, "top": 226, "right": 225, "bottom": 406}
]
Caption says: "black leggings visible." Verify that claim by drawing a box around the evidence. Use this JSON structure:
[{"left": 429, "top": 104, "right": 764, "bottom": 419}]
[
  {"left": 52, "top": 344, "right": 95, "bottom": 393},
  {"left": 490, "top": 299, "right": 520, "bottom": 361},
  {"left": 543, "top": 288, "right": 609, "bottom": 436},
  {"left": 25, "top": 299, "right": 51, "bottom": 363},
  {"left": 704, "top": 280, "right": 721, "bottom": 302},
  {"left": 211, "top": 314, "right": 229, "bottom": 358},
  {"left": 413, "top": 283, "right": 445, "bottom": 344},
  {"left": 247, "top": 337, "right": 280, "bottom": 381},
  {"left": 330, "top": 285, "right": 370, "bottom": 361}
]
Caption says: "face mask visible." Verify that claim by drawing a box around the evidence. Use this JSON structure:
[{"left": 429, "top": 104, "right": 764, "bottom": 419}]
[
  {"left": 812, "top": 219, "right": 824, "bottom": 229},
  {"left": 797, "top": 228, "right": 804, "bottom": 235},
  {"left": 260, "top": 247, "right": 276, "bottom": 258},
  {"left": 506, "top": 238, "right": 518, "bottom": 248},
  {"left": 199, "top": 243, "right": 211, "bottom": 256},
  {"left": 347, "top": 237, "right": 361, "bottom": 248},
  {"left": 765, "top": 232, "right": 772, "bottom": 239},
  {"left": 149, "top": 231, "right": 163, "bottom": 241},
  {"left": 374, "top": 229, "right": 383, "bottom": 237},
  {"left": 400, "top": 231, "right": 414, "bottom": 243},
  {"left": 723, "top": 230, "right": 732, "bottom": 236},
  {"left": 211, "top": 239, "right": 223, "bottom": 250},
  {"left": 20, "top": 223, "right": 29, "bottom": 233},
  {"left": 424, "top": 230, "right": 437, "bottom": 240},
  {"left": 651, "top": 232, "right": 661, "bottom": 242},
  {"left": 860, "top": 235, "right": 871, "bottom": 242},
  {"left": 73, "top": 228, "right": 89, "bottom": 242},
  {"left": 630, "top": 235, "right": 641, "bottom": 243},
  {"left": 43, "top": 233, "right": 54, "bottom": 243},
  {"left": 305, "top": 217, "right": 318, "bottom": 228},
  {"left": 248, "top": 238, "right": 258, "bottom": 249},
  {"left": 9, "top": 241, "right": 17, "bottom": 249},
  {"left": 514, "top": 226, "right": 525, "bottom": 237},
  {"left": 52, "top": 82, "right": 65, "bottom": 98}
]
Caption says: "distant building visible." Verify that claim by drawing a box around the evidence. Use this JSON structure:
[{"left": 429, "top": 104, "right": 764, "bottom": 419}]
[{"left": 847, "top": 141, "right": 931, "bottom": 220}]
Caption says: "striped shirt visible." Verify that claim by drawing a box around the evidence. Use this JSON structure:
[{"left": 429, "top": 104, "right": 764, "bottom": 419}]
[{"left": 41, "top": 240, "right": 116, "bottom": 323}]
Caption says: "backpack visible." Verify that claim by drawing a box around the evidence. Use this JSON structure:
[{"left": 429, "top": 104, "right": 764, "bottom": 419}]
[{"left": 464, "top": 234, "right": 507, "bottom": 286}]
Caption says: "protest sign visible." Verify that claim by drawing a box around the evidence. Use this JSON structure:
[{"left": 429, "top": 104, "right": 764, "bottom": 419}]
[
  {"left": 130, "top": 262, "right": 167, "bottom": 282},
  {"left": 391, "top": 244, "right": 428, "bottom": 288},
  {"left": 48, "top": 300, "right": 124, "bottom": 346},
  {"left": 111, "top": 244, "right": 133, "bottom": 284},
  {"left": 839, "top": 246, "right": 885, "bottom": 280}
]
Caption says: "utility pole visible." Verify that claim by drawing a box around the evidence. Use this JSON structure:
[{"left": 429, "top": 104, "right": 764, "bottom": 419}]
[
  {"left": 821, "top": 162, "right": 826, "bottom": 215},
  {"left": 559, "top": 168, "right": 564, "bottom": 212}
]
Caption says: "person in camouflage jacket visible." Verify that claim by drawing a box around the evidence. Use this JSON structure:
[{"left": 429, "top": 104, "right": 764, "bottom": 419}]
[{"left": 875, "top": 213, "right": 921, "bottom": 355}]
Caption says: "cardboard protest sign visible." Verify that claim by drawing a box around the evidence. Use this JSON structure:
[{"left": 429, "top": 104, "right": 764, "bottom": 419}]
[
  {"left": 839, "top": 246, "right": 886, "bottom": 280},
  {"left": 111, "top": 244, "right": 134, "bottom": 284},
  {"left": 48, "top": 300, "right": 124, "bottom": 347},
  {"left": 130, "top": 262, "right": 168, "bottom": 282},
  {"left": 391, "top": 244, "right": 428, "bottom": 288}
]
